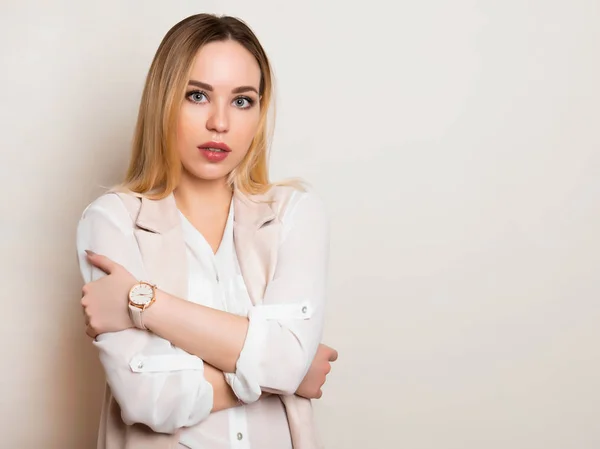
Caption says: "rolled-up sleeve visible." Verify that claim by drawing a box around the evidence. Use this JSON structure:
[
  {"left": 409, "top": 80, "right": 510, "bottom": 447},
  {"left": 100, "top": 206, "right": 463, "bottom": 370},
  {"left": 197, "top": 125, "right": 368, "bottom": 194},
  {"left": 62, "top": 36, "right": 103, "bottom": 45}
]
[
  {"left": 76, "top": 194, "right": 214, "bottom": 433},
  {"left": 229, "top": 191, "right": 330, "bottom": 399}
]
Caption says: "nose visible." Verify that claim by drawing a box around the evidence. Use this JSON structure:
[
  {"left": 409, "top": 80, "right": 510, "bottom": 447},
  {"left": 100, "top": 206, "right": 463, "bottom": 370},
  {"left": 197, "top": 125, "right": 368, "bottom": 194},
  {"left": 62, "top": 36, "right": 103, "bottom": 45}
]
[{"left": 206, "top": 102, "right": 229, "bottom": 134}]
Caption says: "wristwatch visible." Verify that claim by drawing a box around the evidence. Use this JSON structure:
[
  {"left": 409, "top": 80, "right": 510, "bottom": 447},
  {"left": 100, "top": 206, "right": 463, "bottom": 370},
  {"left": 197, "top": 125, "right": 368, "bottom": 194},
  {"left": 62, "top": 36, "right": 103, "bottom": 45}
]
[{"left": 128, "top": 281, "right": 157, "bottom": 330}]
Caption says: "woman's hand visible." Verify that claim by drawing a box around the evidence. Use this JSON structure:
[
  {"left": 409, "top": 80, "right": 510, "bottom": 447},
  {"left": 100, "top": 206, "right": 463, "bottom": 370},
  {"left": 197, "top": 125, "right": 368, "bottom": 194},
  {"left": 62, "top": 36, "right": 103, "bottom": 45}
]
[
  {"left": 295, "top": 344, "right": 338, "bottom": 399},
  {"left": 81, "top": 250, "right": 137, "bottom": 338}
]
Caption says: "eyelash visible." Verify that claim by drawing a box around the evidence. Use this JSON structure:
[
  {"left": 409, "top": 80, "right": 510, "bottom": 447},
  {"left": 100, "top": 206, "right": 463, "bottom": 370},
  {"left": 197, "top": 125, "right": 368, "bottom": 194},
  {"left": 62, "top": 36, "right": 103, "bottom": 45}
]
[{"left": 185, "top": 90, "right": 255, "bottom": 109}]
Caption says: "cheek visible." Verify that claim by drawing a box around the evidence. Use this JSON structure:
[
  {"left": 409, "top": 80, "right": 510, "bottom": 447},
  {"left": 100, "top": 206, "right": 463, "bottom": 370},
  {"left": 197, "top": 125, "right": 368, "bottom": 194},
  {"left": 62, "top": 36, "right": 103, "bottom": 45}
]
[
  {"left": 176, "top": 108, "right": 202, "bottom": 159},
  {"left": 237, "top": 112, "right": 261, "bottom": 147},
  {"left": 176, "top": 110, "right": 195, "bottom": 144}
]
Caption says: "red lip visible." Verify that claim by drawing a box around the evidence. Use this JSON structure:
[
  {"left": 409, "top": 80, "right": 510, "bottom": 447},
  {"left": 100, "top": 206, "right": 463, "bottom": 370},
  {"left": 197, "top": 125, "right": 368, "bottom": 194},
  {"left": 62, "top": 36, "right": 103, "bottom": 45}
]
[{"left": 198, "top": 141, "right": 232, "bottom": 152}]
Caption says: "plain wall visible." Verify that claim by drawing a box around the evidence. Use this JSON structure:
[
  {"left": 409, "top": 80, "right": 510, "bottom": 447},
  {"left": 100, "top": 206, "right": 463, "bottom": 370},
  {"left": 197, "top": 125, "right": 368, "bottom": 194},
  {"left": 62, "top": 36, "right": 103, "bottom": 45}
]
[{"left": 1, "top": 0, "right": 599, "bottom": 447}]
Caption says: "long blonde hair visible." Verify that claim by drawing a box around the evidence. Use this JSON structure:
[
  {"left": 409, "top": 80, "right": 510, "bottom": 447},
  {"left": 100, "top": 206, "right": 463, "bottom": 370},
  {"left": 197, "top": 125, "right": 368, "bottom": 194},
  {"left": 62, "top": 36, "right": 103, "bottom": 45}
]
[{"left": 121, "top": 14, "right": 295, "bottom": 199}]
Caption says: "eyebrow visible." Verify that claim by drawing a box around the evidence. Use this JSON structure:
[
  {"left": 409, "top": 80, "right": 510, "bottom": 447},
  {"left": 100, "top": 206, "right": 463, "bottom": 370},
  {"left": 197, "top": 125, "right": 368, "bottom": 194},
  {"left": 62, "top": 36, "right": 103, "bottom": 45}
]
[{"left": 188, "top": 80, "right": 259, "bottom": 95}]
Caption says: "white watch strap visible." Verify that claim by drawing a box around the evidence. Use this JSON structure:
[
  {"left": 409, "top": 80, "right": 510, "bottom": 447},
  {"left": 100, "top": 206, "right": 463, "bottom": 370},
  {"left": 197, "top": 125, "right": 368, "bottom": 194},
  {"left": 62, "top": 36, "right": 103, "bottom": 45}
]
[{"left": 129, "top": 304, "right": 146, "bottom": 330}]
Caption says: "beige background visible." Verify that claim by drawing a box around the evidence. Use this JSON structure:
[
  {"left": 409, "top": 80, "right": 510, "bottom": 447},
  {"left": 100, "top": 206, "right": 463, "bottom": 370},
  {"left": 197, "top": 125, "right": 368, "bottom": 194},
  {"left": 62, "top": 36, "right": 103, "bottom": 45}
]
[{"left": 1, "top": 0, "right": 599, "bottom": 448}]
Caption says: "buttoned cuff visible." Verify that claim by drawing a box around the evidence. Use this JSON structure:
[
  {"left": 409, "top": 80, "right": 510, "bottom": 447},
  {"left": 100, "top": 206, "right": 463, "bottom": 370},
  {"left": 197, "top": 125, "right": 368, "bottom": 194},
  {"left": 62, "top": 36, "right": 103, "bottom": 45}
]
[{"left": 227, "top": 302, "right": 314, "bottom": 402}]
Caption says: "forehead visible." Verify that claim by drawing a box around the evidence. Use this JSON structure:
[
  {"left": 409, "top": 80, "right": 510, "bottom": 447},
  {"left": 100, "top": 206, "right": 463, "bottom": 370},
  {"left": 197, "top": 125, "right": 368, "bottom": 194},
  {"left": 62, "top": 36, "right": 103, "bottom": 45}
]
[{"left": 189, "top": 40, "right": 261, "bottom": 90}]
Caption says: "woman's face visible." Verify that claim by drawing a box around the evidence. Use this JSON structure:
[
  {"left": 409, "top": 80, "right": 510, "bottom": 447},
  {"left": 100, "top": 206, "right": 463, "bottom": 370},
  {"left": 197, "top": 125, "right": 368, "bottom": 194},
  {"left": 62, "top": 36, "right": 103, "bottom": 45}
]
[{"left": 176, "top": 40, "right": 262, "bottom": 183}]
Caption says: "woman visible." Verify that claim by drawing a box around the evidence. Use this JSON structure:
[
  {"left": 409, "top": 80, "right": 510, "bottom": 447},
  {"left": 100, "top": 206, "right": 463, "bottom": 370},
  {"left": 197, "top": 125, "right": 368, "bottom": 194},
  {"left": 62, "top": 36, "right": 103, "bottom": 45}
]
[{"left": 76, "top": 13, "right": 337, "bottom": 449}]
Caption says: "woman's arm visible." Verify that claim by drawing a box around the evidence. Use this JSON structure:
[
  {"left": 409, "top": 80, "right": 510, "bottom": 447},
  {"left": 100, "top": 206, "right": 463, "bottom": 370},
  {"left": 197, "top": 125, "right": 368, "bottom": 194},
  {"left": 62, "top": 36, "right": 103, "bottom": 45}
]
[
  {"left": 143, "top": 293, "right": 247, "bottom": 373},
  {"left": 77, "top": 194, "right": 240, "bottom": 433},
  {"left": 141, "top": 191, "right": 330, "bottom": 396},
  {"left": 204, "top": 363, "right": 243, "bottom": 412}
]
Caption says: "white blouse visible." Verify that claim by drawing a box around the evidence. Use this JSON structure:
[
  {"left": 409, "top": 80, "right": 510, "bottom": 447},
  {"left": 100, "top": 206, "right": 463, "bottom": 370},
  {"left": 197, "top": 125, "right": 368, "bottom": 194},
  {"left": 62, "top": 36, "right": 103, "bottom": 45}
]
[{"left": 76, "top": 189, "right": 329, "bottom": 449}]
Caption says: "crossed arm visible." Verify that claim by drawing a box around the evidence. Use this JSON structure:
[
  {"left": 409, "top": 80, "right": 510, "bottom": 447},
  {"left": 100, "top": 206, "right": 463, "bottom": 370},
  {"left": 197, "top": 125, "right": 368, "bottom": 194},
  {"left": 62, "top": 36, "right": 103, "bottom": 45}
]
[{"left": 77, "top": 192, "right": 337, "bottom": 433}]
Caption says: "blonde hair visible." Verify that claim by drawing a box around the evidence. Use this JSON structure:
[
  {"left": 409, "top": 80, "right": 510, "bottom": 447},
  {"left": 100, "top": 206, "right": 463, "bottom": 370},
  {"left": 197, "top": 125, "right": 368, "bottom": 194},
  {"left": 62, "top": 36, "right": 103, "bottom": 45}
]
[{"left": 120, "top": 13, "right": 301, "bottom": 199}]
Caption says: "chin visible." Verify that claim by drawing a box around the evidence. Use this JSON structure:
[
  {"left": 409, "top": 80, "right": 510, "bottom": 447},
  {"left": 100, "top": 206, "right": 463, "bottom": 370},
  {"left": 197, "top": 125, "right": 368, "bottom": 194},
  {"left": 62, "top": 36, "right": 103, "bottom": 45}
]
[
  {"left": 185, "top": 165, "right": 231, "bottom": 182},
  {"left": 197, "top": 172, "right": 229, "bottom": 181}
]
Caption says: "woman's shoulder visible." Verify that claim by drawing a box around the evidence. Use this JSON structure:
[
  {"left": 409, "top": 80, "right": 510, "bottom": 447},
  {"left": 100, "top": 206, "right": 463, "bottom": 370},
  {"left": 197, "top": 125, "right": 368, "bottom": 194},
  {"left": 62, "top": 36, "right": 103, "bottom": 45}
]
[
  {"left": 79, "top": 190, "right": 139, "bottom": 229},
  {"left": 266, "top": 184, "right": 328, "bottom": 226}
]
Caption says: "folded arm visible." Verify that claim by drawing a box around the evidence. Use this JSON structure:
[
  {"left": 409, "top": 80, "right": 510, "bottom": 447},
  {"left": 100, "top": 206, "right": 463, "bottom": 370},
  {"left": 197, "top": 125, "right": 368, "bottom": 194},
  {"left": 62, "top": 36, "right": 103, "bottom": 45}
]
[
  {"left": 143, "top": 191, "right": 330, "bottom": 398},
  {"left": 76, "top": 195, "right": 239, "bottom": 433}
]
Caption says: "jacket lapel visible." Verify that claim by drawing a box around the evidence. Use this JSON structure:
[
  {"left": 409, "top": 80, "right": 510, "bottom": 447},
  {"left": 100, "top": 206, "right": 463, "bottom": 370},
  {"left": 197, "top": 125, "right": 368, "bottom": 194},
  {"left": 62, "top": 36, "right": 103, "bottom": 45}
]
[
  {"left": 232, "top": 189, "right": 280, "bottom": 306},
  {"left": 134, "top": 194, "right": 188, "bottom": 300}
]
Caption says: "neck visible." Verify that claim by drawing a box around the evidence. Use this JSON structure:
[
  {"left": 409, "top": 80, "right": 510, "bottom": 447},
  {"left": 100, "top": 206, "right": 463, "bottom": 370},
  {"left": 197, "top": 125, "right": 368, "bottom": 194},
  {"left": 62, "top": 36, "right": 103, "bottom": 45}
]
[{"left": 173, "top": 172, "right": 233, "bottom": 217}]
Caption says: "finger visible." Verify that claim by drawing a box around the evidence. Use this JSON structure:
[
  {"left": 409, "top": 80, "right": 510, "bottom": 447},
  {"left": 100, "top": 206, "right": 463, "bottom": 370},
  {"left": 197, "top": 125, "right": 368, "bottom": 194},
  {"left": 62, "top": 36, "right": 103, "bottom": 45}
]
[
  {"left": 328, "top": 348, "right": 338, "bottom": 362},
  {"left": 86, "top": 250, "right": 116, "bottom": 274},
  {"left": 85, "top": 325, "right": 97, "bottom": 339}
]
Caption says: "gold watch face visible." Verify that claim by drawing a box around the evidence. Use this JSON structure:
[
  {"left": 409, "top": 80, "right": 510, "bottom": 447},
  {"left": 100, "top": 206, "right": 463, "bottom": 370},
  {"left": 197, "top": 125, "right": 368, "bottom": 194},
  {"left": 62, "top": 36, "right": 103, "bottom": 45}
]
[{"left": 129, "top": 283, "right": 154, "bottom": 307}]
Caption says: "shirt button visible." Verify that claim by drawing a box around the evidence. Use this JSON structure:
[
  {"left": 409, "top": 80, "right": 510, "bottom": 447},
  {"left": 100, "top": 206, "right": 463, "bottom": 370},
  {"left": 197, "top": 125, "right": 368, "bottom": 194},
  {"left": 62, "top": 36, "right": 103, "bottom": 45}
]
[
  {"left": 237, "top": 432, "right": 243, "bottom": 440},
  {"left": 137, "top": 361, "right": 144, "bottom": 369},
  {"left": 301, "top": 306, "right": 308, "bottom": 314}
]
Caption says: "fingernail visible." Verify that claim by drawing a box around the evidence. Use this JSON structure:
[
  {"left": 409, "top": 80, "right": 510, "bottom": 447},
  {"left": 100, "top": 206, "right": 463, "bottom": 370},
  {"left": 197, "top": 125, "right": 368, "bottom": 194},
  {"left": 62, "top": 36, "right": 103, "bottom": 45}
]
[{"left": 85, "top": 250, "right": 96, "bottom": 256}]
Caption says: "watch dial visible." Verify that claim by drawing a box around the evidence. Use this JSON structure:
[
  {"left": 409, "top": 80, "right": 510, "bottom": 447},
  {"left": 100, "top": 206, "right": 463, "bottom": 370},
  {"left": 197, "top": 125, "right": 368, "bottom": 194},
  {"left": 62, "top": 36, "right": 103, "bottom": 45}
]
[{"left": 131, "top": 284, "right": 154, "bottom": 306}]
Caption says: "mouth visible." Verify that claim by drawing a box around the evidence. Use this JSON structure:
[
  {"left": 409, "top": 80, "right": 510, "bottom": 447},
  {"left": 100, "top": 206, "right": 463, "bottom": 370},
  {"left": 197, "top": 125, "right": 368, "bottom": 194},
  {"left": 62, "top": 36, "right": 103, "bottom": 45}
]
[
  {"left": 197, "top": 141, "right": 232, "bottom": 152},
  {"left": 198, "top": 141, "right": 232, "bottom": 162}
]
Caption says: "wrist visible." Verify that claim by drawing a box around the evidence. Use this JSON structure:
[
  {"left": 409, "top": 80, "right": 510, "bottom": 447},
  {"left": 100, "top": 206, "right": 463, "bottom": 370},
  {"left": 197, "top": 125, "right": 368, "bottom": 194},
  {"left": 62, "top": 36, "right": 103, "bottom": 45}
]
[
  {"left": 128, "top": 281, "right": 158, "bottom": 330},
  {"left": 141, "top": 289, "right": 169, "bottom": 331}
]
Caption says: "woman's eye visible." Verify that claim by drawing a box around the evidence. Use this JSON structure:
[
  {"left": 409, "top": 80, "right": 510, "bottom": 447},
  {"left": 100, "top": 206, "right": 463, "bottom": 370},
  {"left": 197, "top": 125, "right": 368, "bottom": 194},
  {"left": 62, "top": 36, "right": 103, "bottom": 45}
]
[
  {"left": 233, "top": 97, "right": 253, "bottom": 109},
  {"left": 187, "top": 91, "right": 207, "bottom": 103}
]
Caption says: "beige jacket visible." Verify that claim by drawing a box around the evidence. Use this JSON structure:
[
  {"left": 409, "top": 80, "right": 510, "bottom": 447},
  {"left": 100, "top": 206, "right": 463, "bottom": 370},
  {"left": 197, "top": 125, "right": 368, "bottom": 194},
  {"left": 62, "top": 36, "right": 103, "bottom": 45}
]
[{"left": 81, "top": 186, "right": 327, "bottom": 449}]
